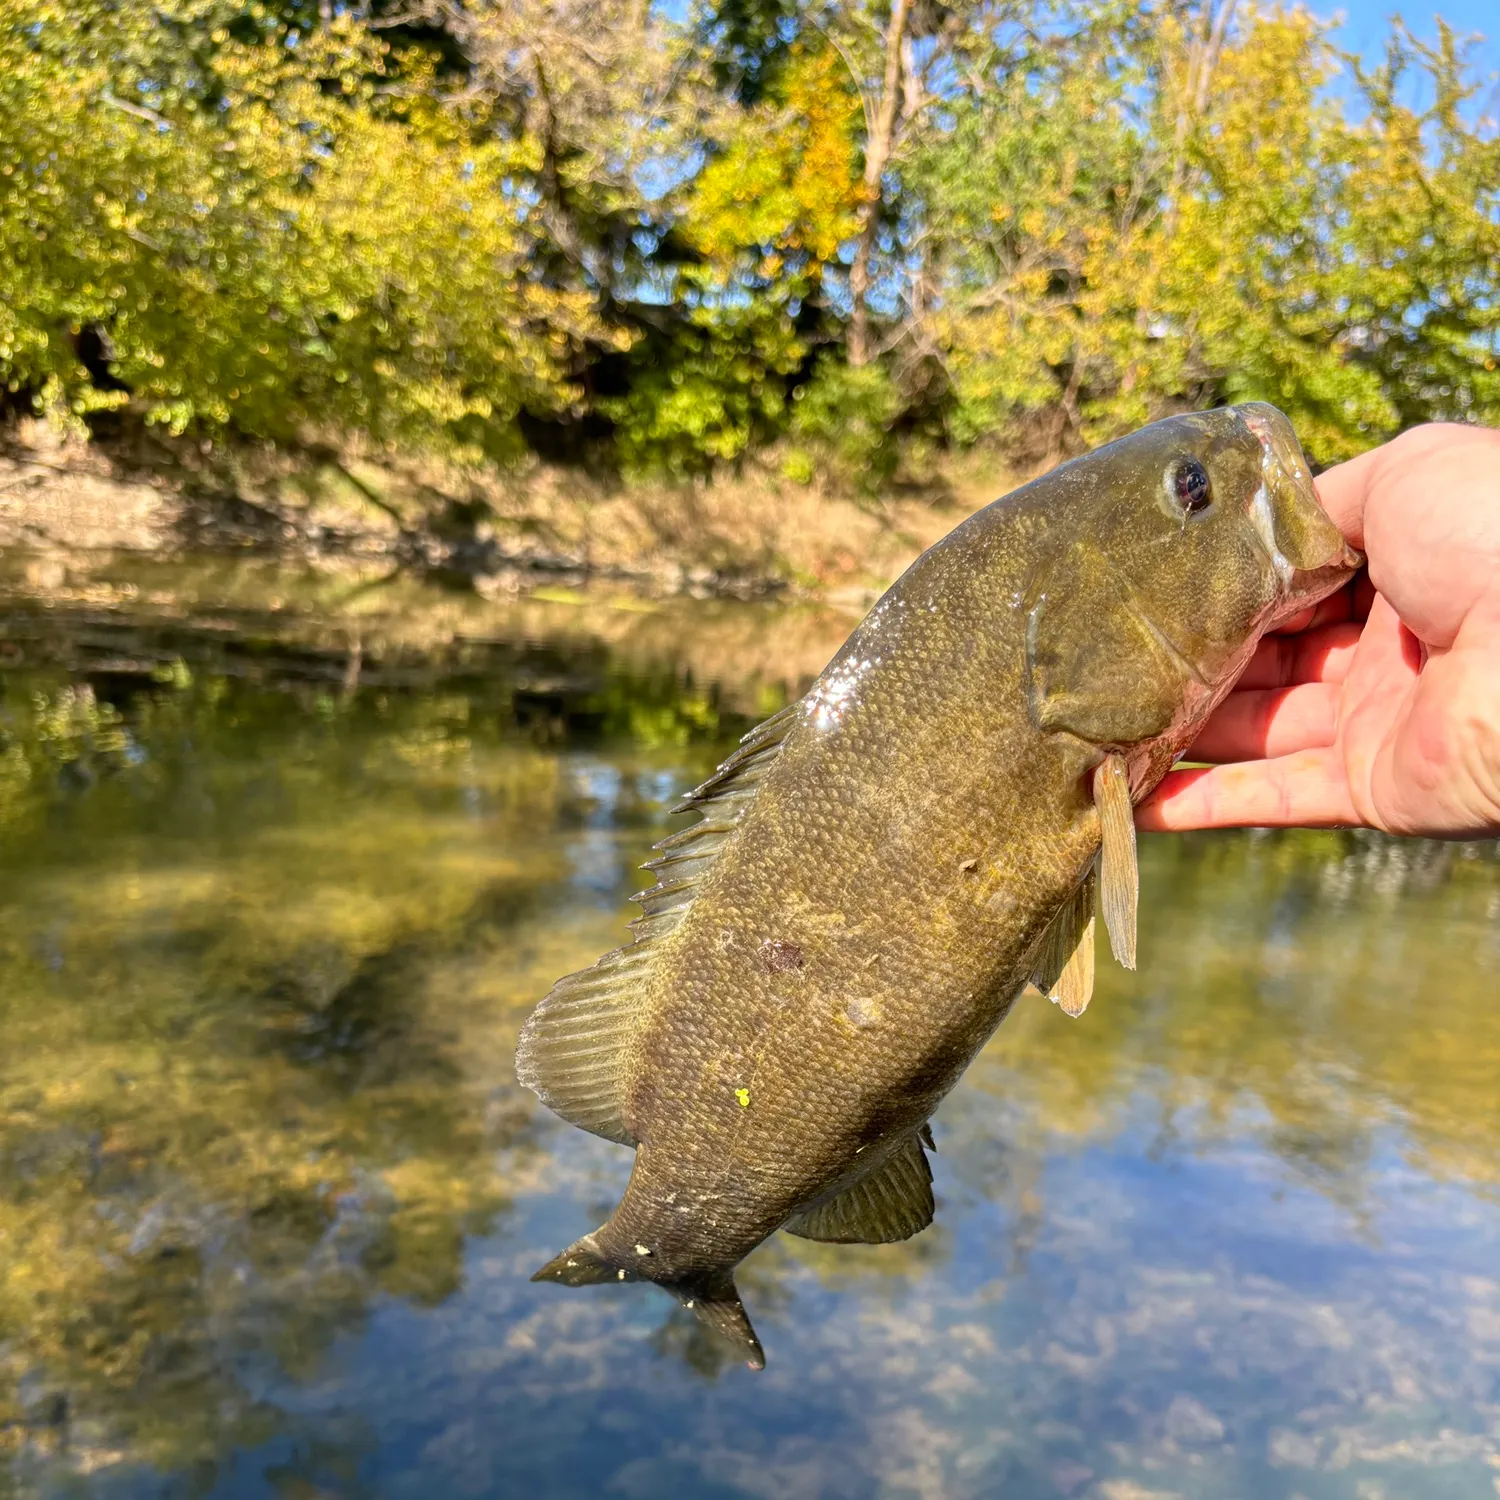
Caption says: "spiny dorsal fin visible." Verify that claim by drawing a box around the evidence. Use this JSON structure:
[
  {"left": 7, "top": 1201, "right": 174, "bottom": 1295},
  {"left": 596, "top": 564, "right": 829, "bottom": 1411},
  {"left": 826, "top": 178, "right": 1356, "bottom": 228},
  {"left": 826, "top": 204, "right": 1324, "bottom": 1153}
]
[
  {"left": 515, "top": 700, "right": 801, "bottom": 1146},
  {"left": 638, "top": 694, "right": 799, "bottom": 927},
  {"left": 668, "top": 699, "right": 800, "bottom": 815},
  {"left": 1094, "top": 753, "right": 1138, "bottom": 969},
  {"left": 1031, "top": 863, "right": 1097, "bottom": 1018},
  {"left": 783, "top": 1129, "right": 934, "bottom": 1244}
]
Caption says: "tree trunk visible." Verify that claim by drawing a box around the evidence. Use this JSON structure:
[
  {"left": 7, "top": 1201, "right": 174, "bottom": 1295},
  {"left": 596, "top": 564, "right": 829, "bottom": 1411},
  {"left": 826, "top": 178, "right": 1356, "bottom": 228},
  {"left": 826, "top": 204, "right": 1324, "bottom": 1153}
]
[
  {"left": 848, "top": 0, "right": 912, "bottom": 368},
  {"left": 1164, "top": 0, "right": 1237, "bottom": 234}
]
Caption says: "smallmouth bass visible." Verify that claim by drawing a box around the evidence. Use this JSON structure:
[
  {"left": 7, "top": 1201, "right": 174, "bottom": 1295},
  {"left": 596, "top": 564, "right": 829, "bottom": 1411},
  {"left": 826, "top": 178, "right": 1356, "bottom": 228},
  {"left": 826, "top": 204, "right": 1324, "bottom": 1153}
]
[{"left": 517, "top": 403, "right": 1361, "bottom": 1367}]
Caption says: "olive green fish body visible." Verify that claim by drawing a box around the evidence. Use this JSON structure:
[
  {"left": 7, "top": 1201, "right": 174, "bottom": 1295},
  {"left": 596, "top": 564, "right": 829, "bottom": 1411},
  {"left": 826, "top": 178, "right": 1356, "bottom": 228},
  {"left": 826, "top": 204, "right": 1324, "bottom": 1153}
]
[
  {"left": 518, "top": 403, "right": 1360, "bottom": 1365},
  {"left": 607, "top": 531, "right": 1098, "bottom": 1269}
]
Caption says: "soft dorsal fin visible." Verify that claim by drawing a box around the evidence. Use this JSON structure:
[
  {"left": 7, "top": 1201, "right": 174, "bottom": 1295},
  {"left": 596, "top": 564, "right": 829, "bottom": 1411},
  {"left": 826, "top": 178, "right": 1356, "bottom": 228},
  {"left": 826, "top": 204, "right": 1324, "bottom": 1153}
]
[
  {"left": 783, "top": 1128, "right": 935, "bottom": 1244},
  {"left": 515, "top": 700, "right": 802, "bottom": 1144},
  {"left": 514, "top": 941, "right": 652, "bottom": 1145},
  {"left": 1031, "top": 862, "right": 1097, "bottom": 1018}
]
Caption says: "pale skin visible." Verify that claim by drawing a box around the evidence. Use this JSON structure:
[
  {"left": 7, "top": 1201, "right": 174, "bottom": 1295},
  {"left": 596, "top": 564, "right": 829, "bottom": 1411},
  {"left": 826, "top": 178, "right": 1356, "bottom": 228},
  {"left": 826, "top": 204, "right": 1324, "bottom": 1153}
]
[{"left": 1139, "top": 422, "right": 1500, "bottom": 841}]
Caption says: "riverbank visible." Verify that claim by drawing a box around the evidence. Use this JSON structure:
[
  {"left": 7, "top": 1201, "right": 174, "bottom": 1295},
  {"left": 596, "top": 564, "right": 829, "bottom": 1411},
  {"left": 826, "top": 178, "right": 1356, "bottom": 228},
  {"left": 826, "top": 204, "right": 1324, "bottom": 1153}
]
[
  {"left": 0, "top": 420, "right": 1009, "bottom": 604},
  {"left": 0, "top": 547, "right": 874, "bottom": 723}
]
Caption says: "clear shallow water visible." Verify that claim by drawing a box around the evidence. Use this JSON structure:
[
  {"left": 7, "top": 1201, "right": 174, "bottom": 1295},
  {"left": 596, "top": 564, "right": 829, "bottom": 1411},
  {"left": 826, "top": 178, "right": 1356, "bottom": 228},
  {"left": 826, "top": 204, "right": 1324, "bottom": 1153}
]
[{"left": 1, "top": 568, "right": 1499, "bottom": 1499}]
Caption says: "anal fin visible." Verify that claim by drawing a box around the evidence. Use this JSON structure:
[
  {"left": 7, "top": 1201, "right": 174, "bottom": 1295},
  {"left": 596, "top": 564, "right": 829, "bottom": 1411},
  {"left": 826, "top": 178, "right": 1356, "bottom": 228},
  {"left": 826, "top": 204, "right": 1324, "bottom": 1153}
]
[
  {"left": 1031, "top": 863, "right": 1096, "bottom": 1018},
  {"left": 784, "top": 1129, "right": 934, "bottom": 1244},
  {"left": 1094, "top": 753, "right": 1138, "bottom": 969}
]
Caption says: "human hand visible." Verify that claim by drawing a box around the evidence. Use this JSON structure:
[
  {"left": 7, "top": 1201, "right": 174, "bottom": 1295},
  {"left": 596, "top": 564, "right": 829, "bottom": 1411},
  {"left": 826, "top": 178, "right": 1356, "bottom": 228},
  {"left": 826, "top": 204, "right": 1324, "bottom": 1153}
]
[{"left": 1139, "top": 422, "right": 1500, "bottom": 840}]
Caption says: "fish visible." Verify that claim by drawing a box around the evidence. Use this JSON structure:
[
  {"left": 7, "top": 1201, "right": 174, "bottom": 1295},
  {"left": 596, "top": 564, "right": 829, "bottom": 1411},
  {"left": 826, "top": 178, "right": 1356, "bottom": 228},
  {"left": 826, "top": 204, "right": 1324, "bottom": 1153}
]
[{"left": 516, "top": 402, "right": 1361, "bottom": 1368}]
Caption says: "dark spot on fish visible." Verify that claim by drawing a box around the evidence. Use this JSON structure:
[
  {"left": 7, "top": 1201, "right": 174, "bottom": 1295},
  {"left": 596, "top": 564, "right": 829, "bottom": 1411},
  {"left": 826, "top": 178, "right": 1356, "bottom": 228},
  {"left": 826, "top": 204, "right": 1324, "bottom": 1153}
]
[{"left": 759, "top": 938, "right": 804, "bottom": 974}]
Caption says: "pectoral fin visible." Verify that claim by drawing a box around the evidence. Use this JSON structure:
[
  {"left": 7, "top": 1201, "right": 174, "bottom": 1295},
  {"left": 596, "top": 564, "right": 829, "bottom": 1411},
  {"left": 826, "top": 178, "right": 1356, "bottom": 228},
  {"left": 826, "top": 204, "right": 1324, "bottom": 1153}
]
[
  {"left": 1031, "top": 864, "right": 1096, "bottom": 1018},
  {"left": 1094, "top": 753, "right": 1138, "bottom": 970}
]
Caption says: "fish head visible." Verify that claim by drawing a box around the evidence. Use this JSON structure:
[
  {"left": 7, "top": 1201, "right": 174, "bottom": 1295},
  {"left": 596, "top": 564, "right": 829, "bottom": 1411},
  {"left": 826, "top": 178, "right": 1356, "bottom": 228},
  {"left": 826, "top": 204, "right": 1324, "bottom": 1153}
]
[
  {"left": 1094, "top": 400, "right": 1362, "bottom": 658},
  {"left": 1026, "top": 402, "right": 1363, "bottom": 753}
]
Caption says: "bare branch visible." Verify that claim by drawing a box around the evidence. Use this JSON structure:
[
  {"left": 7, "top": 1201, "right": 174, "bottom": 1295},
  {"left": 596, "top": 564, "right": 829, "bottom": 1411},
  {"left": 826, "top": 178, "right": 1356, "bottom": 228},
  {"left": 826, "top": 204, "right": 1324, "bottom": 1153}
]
[
  {"left": 99, "top": 91, "right": 172, "bottom": 130},
  {"left": 849, "top": 0, "right": 914, "bottom": 367},
  {"left": 809, "top": 19, "right": 878, "bottom": 142}
]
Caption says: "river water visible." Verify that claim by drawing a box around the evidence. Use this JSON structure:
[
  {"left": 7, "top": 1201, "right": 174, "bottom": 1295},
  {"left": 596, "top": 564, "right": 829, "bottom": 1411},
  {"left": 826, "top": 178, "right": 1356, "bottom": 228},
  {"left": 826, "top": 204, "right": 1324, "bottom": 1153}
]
[{"left": 1, "top": 560, "right": 1498, "bottom": 1499}]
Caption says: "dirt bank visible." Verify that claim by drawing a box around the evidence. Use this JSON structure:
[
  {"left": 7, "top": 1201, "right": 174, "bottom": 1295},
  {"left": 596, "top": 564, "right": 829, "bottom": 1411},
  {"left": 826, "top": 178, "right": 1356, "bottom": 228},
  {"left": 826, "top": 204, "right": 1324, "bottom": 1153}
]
[{"left": 0, "top": 420, "right": 1010, "bottom": 604}]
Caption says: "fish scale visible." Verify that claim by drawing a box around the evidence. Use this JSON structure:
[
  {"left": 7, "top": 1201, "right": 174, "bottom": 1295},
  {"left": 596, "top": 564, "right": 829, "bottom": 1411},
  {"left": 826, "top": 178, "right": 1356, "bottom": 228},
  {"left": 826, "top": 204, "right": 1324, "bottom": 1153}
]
[{"left": 517, "top": 402, "right": 1362, "bottom": 1369}]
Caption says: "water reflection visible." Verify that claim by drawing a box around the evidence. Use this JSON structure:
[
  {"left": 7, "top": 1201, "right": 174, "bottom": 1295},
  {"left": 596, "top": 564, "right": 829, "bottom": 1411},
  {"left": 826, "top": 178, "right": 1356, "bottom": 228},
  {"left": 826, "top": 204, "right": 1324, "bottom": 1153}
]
[{"left": 0, "top": 567, "right": 1497, "bottom": 1499}]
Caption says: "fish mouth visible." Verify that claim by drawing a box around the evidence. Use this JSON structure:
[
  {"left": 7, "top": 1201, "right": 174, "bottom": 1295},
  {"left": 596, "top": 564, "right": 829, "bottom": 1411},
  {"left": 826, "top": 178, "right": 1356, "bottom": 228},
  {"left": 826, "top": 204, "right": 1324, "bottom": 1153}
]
[
  {"left": 1239, "top": 404, "right": 1363, "bottom": 599},
  {"left": 1241, "top": 406, "right": 1303, "bottom": 589}
]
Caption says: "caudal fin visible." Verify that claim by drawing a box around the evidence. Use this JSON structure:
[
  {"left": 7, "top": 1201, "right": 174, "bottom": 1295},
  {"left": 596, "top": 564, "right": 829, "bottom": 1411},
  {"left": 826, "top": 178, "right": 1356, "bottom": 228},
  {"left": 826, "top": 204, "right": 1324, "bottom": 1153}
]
[
  {"left": 677, "top": 1274, "right": 765, "bottom": 1370},
  {"left": 532, "top": 1233, "right": 765, "bottom": 1370}
]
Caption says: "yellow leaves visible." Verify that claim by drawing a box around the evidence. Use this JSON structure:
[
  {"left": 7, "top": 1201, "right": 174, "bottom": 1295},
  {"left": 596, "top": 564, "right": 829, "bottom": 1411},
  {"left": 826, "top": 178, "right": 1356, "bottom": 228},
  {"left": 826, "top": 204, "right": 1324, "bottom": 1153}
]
[
  {"left": 0, "top": 1, "right": 605, "bottom": 455},
  {"left": 688, "top": 42, "right": 862, "bottom": 277},
  {"left": 1017, "top": 206, "right": 1047, "bottom": 241}
]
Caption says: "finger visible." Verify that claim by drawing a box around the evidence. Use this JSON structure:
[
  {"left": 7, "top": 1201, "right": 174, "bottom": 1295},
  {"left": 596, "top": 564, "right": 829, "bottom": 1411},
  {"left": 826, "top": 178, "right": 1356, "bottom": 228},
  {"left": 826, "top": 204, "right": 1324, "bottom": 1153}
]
[
  {"left": 1313, "top": 447, "right": 1383, "bottom": 550},
  {"left": 1332, "top": 594, "right": 1427, "bottom": 817},
  {"left": 1334, "top": 594, "right": 1421, "bottom": 713},
  {"left": 1269, "top": 584, "right": 1358, "bottom": 637},
  {"left": 1370, "top": 604, "right": 1500, "bottom": 837},
  {"left": 1136, "top": 751, "right": 1361, "bottom": 832},
  {"left": 1234, "top": 622, "right": 1363, "bottom": 690},
  {"left": 1184, "top": 682, "right": 1341, "bottom": 763}
]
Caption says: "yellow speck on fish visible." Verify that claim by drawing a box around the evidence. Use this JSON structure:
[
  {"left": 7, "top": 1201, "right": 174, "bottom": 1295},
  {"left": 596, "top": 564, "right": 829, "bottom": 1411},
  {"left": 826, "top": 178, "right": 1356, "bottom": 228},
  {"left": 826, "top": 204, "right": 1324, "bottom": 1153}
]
[{"left": 735, "top": 1088, "right": 751, "bottom": 1108}]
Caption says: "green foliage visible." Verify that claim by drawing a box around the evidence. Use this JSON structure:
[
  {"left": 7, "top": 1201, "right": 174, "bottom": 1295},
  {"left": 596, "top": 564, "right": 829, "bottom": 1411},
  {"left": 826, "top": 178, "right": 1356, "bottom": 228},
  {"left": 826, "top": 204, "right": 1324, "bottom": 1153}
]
[
  {"left": 786, "top": 354, "right": 902, "bottom": 489},
  {"left": 1, "top": 0, "right": 1498, "bottom": 484},
  {"left": 1180, "top": 15, "right": 1500, "bottom": 459},
  {"left": 923, "top": 7, "right": 1500, "bottom": 462},
  {"left": 919, "top": 15, "right": 1174, "bottom": 451},
  {"left": 0, "top": 1, "right": 606, "bottom": 456},
  {"left": 687, "top": 42, "right": 864, "bottom": 289},
  {"left": 599, "top": 292, "right": 804, "bottom": 476}
]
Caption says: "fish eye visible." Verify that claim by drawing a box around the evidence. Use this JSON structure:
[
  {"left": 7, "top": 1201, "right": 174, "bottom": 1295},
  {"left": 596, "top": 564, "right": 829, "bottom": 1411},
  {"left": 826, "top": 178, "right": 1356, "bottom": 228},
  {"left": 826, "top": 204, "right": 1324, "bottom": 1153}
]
[{"left": 1166, "top": 457, "right": 1212, "bottom": 516}]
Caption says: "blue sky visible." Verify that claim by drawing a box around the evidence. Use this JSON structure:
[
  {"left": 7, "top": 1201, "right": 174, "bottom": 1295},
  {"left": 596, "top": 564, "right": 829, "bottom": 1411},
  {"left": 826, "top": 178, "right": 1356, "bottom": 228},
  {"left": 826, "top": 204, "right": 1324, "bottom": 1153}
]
[
  {"left": 1307, "top": 1, "right": 1499, "bottom": 124},
  {"left": 1322, "top": 0, "right": 1498, "bottom": 74}
]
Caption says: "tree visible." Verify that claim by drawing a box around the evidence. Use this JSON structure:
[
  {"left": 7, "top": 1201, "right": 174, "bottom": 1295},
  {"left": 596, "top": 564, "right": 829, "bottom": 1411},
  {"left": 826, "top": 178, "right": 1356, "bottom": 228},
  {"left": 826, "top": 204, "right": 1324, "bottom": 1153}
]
[
  {"left": 0, "top": 0, "right": 606, "bottom": 454},
  {"left": 3, "top": 0, "right": 1498, "bottom": 482}
]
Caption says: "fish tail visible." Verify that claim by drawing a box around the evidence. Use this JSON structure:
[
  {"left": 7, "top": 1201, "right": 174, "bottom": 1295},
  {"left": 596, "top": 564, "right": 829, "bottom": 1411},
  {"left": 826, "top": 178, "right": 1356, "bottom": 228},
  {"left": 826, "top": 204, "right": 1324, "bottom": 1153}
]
[
  {"left": 675, "top": 1273, "right": 765, "bottom": 1371},
  {"left": 531, "top": 1232, "right": 765, "bottom": 1370},
  {"left": 530, "top": 1232, "right": 628, "bottom": 1287}
]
